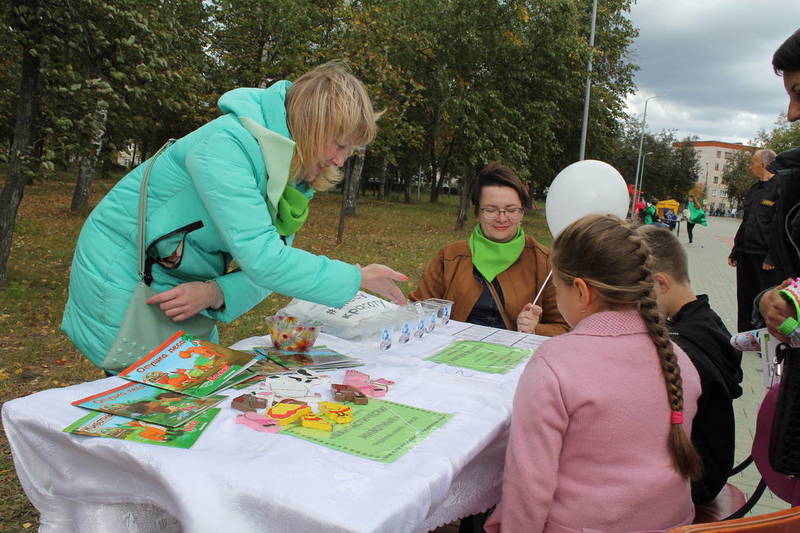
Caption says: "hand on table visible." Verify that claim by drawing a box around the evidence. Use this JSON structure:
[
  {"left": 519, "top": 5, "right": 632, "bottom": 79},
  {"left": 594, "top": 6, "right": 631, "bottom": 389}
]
[
  {"left": 359, "top": 264, "right": 408, "bottom": 305},
  {"left": 146, "top": 281, "right": 224, "bottom": 321},
  {"left": 517, "top": 303, "right": 542, "bottom": 334},
  {"left": 759, "top": 279, "right": 795, "bottom": 342}
]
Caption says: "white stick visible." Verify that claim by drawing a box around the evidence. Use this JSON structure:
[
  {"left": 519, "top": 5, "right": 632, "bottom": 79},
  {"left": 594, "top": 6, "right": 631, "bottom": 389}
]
[{"left": 532, "top": 270, "right": 553, "bottom": 305}]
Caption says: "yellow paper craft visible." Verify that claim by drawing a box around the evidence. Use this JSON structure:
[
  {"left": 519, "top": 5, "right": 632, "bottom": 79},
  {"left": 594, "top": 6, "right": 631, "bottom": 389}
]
[
  {"left": 301, "top": 413, "right": 333, "bottom": 431},
  {"left": 318, "top": 401, "right": 353, "bottom": 424},
  {"left": 267, "top": 400, "right": 312, "bottom": 426}
]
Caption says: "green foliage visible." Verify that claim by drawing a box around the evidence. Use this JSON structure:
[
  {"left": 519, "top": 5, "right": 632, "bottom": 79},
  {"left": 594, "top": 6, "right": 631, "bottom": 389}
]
[
  {"left": 723, "top": 150, "right": 753, "bottom": 207},
  {"left": 756, "top": 114, "right": 800, "bottom": 154},
  {"left": 3, "top": 0, "right": 641, "bottom": 187},
  {"left": 607, "top": 119, "right": 700, "bottom": 202}
]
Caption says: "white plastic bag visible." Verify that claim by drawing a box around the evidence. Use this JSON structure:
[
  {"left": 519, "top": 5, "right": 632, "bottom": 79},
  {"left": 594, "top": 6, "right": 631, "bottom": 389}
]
[{"left": 280, "top": 291, "right": 398, "bottom": 339}]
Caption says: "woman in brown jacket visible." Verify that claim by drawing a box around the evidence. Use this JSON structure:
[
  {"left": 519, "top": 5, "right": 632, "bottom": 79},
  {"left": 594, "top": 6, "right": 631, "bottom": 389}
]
[{"left": 409, "top": 162, "right": 568, "bottom": 336}]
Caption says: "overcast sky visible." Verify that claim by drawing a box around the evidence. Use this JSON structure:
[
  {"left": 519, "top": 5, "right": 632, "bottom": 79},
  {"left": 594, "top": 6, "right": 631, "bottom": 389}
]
[{"left": 625, "top": 1, "right": 800, "bottom": 145}]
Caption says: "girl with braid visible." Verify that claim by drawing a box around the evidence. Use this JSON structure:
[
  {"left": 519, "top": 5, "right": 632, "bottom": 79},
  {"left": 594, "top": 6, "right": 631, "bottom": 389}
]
[{"left": 485, "top": 214, "right": 702, "bottom": 533}]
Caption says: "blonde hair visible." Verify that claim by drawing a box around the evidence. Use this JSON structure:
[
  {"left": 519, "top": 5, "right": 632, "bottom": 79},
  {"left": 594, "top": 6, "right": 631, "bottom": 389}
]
[
  {"left": 285, "top": 61, "right": 378, "bottom": 191},
  {"left": 551, "top": 214, "right": 703, "bottom": 480}
]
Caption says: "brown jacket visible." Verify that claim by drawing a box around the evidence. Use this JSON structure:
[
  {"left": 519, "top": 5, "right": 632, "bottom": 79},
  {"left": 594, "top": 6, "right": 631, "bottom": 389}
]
[{"left": 408, "top": 236, "right": 569, "bottom": 336}]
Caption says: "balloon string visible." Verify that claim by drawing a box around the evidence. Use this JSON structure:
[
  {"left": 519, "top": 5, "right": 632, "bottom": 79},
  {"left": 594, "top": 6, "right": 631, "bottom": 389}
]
[{"left": 532, "top": 270, "right": 553, "bottom": 305}]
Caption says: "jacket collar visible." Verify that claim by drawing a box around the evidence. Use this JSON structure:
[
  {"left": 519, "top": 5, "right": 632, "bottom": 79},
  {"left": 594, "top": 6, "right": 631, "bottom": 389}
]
[{"left": 570, "top": 309, "right": 647, "bottom": 337}]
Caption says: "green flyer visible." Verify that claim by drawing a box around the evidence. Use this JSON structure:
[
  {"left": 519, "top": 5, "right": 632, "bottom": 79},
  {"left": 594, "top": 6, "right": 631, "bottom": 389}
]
[
  {"left": 426, "top": 340, "right": 533, "bottom": 374},
  {"left": 283, "top": 399, "right": 452, "bottom": 463}
]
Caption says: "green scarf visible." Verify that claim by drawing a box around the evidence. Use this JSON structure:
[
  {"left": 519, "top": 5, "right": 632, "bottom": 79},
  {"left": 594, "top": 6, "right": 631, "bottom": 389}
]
[
  {"left": 274, "top": 186, "right": 310, "bottom": 236},
  {"left": 468, "top": 225, "right": 525, "bottom": 282}
]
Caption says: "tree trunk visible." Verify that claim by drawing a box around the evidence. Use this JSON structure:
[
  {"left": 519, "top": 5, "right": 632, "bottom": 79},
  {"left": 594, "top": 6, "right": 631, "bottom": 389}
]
[
  {"left": 70, "top": 100, "right": 109, "bottom": 212},
  {"left": 523, "top": 181, "right": 533, "bottom": 209},
  {"left": 431, "top": 135, "right": 456, "bottom": 203},
  {"left": 0, "top": 41, "right": 41, "bottom": 285},
  {"left": 430, "top": 170, "right": 440, "bottom": 203},
  {"left": 342, "top": 149, "right": 365, "bottom": 216},
  {"left": 336, "top": 149, "right": 366, "bottom": 243},
  {"left": 455, "top": 164, "right": 477, "bottom": 231},
  {"left": 377, "top": 157, "right": 388, "bottom": 201},
  {"left": 402, "top": 168, "right": 411, "bottom": 204}
]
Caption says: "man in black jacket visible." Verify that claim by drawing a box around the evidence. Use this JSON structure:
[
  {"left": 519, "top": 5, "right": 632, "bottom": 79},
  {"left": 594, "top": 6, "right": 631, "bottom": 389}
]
[
  {"left": 639, "top": 225, "right": 743, "bottom": 504},
  {"left": 729, "top": 149, "right": 784, "bottom": 333}
]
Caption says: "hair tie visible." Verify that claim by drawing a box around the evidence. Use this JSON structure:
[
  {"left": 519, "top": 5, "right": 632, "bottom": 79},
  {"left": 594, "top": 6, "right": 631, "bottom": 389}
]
[{"left": 670, "top": 411, "right": 684, "bottom": 425}]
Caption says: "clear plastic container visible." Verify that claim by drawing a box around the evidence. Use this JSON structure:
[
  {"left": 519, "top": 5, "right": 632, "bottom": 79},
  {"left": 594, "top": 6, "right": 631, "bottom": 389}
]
[
  {"left": 417, "top": 301, "right": 439, "bottom": 333},
  {"left": 403, "top": 303, "right": 428, "bottom": 340},
  {"left": 423, "top": 298, "right": 454, "bottom": 325},
  {"left": 394, "top": 307, "right": 419, "bottom": 345}
]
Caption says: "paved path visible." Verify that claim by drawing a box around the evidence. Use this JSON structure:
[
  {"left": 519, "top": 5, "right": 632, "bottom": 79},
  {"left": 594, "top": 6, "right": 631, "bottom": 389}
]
[{"left": 681, "top": 215, "right": 787, "bottom": 516}]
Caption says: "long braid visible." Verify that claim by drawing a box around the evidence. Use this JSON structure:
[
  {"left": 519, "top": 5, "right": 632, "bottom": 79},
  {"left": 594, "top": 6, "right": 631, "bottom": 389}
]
[
  {"left": 627, "top": 232, "right": 703, "bottom": 480},
  {"left": 551, "top": 214, "right": 703, "bottom": 481}
]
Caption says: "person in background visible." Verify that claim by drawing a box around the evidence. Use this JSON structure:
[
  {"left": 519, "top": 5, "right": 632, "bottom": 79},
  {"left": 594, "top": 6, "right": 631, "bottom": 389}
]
[
  {"left": 485, "top": 214, "right": 701, "bottom": 533},
  {"left": 409, "top": 162, "right": 568, "bottom": 336},
  {"left": 62, "top": 62, "right": 407, "bottom": 370},
  {"left": 639, "top": 225, "right": 743, "bottom": 505},
  {"left": 728, "top": 149, "right": 784, "bottom": 333},
  {"left": 684, "top": 195, "right": 707, "bottom": 244},
  {"left": 642, "top": 197, "right": 659, "bottom": 225},
  {"left": 662, "top": 207, "right": 678, "bottom": 231}
]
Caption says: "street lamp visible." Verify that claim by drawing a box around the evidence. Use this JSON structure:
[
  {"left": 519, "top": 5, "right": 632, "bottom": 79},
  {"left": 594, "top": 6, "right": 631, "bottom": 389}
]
[
  {"left": 630, "top": 95, "right": 663, "bottom": 216},
  {"left": 638, "top": 152, "right": 654, "bottom": 206},
  {"left": 578, "top": 0, "right": 599, "bottom": 161}
]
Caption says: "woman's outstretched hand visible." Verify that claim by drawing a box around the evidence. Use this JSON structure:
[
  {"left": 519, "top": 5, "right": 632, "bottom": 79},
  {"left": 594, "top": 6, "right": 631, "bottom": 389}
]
[
  {"left": 146, "top": 281, "right": 224, "bottom": 321},
  {"left": 359, "top": 264, "right": 408, "bottom": 305}
]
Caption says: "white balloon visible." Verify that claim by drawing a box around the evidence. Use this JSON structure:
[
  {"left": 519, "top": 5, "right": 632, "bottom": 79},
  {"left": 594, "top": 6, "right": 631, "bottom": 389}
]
[{"left": 545, "top": 160, "right": 630, "bottom": 237}]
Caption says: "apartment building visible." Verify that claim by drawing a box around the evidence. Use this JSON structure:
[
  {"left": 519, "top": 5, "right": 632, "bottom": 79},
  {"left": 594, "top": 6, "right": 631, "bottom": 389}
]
[{"left": 673, "top": 140, "right": 757, "bottom": 212}]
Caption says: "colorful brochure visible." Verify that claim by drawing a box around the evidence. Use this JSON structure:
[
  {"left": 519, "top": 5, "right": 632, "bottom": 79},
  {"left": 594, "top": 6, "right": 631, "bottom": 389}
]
[
  {"left": 254, "top": 345, "right": 363, "bottom": 371},
  {"left": 119, "top": 331, "right": 257, "bottom": 397},
  {"left": 426, "top": 340, "right": 533, "bottom": 374},
  {"left": 63, "top": 408, "right": 220, "bottom": 449},
  {"left": 71, "top": 382, "right": 225, "bottom": 427},
  {"left": 283, "top": 399, "right": 452, "bottom": 463}
]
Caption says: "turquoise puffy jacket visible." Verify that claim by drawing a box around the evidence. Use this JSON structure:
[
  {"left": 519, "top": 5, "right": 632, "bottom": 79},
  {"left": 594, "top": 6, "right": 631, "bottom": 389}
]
[{"left": 62, "top": 81, "right": 361, "bottom": 368}]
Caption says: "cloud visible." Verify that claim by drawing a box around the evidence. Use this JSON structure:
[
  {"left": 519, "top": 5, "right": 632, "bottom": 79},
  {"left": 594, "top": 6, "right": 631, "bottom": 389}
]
[{"left": 624, "top": 0, "right": 800, "bottom": 144}]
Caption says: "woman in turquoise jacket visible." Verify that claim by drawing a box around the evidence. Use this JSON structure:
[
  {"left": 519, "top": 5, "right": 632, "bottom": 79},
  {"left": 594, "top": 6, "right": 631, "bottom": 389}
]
[{"left": 62, "top": 62, "right": 406, "bottom": 369}]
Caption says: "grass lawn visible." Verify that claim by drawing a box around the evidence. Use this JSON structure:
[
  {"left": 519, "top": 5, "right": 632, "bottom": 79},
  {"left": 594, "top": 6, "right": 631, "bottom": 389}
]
[{"left": 0, "top": 174, "right": 552, "bottom": 532}]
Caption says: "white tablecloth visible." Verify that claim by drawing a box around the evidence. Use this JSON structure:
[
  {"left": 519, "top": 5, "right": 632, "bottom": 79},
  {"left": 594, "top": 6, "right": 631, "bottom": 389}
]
[{"left": 3, "top": 323, "right": 543, "bottom": 533}]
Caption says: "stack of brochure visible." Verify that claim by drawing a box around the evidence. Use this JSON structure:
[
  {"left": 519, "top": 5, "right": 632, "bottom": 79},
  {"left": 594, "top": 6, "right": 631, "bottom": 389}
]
[
  {"left": 64, "top": 331, "right": 259, "bottom": 448},
  {"left": 252, "top": 345, "right": 364, "bottom": 372}
]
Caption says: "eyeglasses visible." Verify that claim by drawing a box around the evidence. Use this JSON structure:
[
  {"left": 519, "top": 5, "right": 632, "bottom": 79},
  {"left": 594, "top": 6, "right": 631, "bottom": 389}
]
[{"left": 479, "top": 207, "right": 524, "bottom": 219}]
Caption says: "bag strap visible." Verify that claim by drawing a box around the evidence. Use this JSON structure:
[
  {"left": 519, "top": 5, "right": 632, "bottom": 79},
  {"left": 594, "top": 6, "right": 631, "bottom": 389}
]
[
  {"left": 484, "top": 278, "right": 515, "bottom": 331},
  {"left": 136, "top": 139, "right": 176, "bottom": 283}
]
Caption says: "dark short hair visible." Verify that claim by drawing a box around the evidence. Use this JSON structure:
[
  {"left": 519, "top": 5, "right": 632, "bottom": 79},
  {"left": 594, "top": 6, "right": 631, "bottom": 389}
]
[
  {"left": 774, "top": 28, "right": 800, "bottom": 74},
  {"left": 471, "top": 162, "right": 530, "bottom": 215},
  {"left": 637, "top": 225, "right": 690, "bottom": 284}
]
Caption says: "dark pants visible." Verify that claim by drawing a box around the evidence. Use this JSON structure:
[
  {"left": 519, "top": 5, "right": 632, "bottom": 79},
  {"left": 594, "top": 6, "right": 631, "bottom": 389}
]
[
  {"left": 736, "top": 252, "right": 785, "bottom": 332},
  {"left": 686, "top": 222, "right": 695, "bottom": 243}
]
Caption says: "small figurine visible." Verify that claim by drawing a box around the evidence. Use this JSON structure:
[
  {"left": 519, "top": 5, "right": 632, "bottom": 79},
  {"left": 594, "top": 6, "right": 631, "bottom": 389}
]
[
  {"left": 318, "top": 401, "right": 353, "bottom": 424},
  {"left": 301, "top": 413, "right": 333, "bottom": 431},
  {"left": 258, "top": 369, "right": 330, "bottom": 403},
  {"left": 343, "top": 370, "right": 395, "bottom": 398},
  {"left": 267, "top": 399, "right": 312, "bottom": 426},
  {"left": 231, "top": 393, "right": 268, "bottom": 412},
  {"left": 331, "top": 384, "right": 369, "bottom": 405},
  {"left": 236, "top": 412, "right": 280, "bottom": 433}
]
